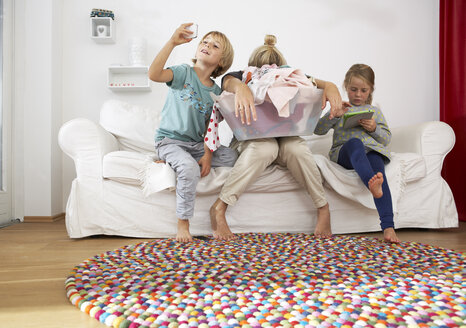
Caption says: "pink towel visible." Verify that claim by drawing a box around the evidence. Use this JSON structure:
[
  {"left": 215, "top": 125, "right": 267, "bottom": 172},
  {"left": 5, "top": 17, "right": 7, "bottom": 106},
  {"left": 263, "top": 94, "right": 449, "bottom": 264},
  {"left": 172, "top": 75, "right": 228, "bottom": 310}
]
[
  {"left": 243, "top": 65, "right": 313, "bottom": 117},
  {"left": 262, "top": 68, "right": 313, "bottom": 117}
]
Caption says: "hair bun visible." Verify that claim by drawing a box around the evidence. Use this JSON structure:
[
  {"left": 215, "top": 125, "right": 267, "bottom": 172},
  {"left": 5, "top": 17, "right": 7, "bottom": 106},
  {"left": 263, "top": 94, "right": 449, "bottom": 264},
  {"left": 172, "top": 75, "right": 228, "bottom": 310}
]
[{"left": 264, "top": 35, "right": 277, "bottom": 47}]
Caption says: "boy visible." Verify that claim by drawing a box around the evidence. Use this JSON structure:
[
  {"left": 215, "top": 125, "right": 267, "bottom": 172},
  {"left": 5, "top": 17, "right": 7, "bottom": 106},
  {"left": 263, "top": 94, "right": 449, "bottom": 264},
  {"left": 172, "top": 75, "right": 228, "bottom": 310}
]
[{"left": 149, "top": 23, "right": 237, "bottom": 242}]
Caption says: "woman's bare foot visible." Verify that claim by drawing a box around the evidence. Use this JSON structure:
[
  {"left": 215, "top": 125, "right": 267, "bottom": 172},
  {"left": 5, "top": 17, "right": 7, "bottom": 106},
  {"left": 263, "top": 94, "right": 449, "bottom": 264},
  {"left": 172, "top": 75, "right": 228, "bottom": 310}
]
[
  {"left": 383, "top": 227, "right": 400, "bottom": 243},
  {"left": 368, "top": 172, "right": 384, "bottom": 198},
  {"left": 210, "top": 198, "right": 236, "bottom": 240},
  {"left": 314, "top": 203, "right": 332, "bottom": 238},
  {"left": 176, "top": 219, "right": 193, "bottom": 243}
]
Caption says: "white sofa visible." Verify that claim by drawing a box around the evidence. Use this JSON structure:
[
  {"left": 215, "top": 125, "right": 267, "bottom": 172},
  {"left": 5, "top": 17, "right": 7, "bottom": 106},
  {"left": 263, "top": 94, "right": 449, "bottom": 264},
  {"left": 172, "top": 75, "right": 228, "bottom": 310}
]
[{"left": 58, "top": 100, "right": 458, "bottom": 238}]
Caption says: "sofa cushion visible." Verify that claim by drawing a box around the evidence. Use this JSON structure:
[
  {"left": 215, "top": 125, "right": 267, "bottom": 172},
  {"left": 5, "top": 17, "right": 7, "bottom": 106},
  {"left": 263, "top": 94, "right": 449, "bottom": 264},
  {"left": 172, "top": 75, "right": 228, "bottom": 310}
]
[
  {"left": 100, "top": 100, "right": 161, "bottom": 153},
  {"left": 103, "top": 151, "right": 148, "bottom": 185},
  {"left": 103, "top": 151, "right": 177, "bottom": 194}
]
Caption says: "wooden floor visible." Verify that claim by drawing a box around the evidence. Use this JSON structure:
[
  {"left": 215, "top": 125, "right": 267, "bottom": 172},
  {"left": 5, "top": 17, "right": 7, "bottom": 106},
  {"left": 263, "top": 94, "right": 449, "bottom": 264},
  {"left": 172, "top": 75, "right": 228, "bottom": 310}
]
[{"left": 0, "top": 220, "right": 465, "bottom": 328}]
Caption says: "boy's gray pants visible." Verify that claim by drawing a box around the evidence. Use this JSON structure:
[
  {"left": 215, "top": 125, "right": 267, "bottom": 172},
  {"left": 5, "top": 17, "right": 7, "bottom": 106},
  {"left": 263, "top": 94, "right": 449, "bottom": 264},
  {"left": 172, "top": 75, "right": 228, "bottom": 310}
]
[{"left": 155, "top": 138, "right": 237, "bottom": 220}]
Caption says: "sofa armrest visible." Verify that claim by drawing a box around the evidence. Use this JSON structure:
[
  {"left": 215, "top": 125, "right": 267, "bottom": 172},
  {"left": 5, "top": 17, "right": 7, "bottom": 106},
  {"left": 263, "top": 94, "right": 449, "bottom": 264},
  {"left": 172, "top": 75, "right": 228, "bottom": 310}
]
[
  {"left": 390, "top": 121, "right": 455, "bottom": 156},
  {"left": 59, "top": 118, "right": 119, "bottom": 180},
  {"left": 390, "top": 121, "right": 455, "bottom": 175}
]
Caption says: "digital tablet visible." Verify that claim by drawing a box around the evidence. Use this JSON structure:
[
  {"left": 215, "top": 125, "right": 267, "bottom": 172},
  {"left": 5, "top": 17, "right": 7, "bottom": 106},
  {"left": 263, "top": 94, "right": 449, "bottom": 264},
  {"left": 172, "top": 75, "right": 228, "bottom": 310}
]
[{"left": 342, "top": 109, "right": 374, "bottom": 128}]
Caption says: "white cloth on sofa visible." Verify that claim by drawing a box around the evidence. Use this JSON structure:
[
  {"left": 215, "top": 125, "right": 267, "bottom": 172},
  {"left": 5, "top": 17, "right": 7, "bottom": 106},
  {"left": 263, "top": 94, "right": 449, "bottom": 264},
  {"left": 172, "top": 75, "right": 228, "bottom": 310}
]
[
  {"left": 139, "top": 158, "right": 176, "bottom": 196},
  {"left": 314, "top": 152, "right": 425, "bottom": 212}
]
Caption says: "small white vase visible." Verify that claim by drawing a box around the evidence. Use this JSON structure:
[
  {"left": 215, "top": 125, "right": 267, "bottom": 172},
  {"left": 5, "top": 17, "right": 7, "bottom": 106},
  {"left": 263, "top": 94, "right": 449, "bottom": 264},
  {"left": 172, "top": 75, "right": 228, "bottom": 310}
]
[{"left": 129, "top": 37, "right": 147, "bottom": 66}]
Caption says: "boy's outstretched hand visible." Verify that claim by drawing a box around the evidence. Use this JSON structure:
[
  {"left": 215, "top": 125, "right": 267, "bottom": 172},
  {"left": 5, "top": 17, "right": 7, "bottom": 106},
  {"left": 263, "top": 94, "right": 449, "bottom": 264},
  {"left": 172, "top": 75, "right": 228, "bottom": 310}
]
[{"left": 170, "top": 23, "right": 196, "bottom": 46}]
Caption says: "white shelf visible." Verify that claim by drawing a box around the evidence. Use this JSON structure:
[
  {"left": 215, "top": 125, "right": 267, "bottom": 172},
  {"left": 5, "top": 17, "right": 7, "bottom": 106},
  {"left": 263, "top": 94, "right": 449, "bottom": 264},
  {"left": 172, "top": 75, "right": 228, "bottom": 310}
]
[
  {"left": 108, "top": 66, "right": 151, "bottom": 92},
  {"left": 91, "top": 17, "right": 115, "bottom": 43}
]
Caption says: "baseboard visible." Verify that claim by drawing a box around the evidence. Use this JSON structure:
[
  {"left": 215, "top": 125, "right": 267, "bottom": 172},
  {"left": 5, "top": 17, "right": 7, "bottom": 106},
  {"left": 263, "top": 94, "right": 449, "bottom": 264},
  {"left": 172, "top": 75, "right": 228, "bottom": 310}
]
[{"left": 23, "top": 212, "right": 65, "bottom": 223}]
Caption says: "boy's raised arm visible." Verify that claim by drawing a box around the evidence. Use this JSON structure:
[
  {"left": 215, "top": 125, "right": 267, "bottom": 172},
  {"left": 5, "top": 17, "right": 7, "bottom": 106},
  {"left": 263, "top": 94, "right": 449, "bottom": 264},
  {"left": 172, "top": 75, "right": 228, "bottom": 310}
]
[{"left": 148, "top": 23, "right": 195, "bottom": 83}]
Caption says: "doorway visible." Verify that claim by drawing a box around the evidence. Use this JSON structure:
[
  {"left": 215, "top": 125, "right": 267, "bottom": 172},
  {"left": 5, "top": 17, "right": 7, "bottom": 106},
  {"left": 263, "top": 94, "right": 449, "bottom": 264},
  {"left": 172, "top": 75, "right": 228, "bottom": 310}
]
[{"left": 0, "top": 0, "right": 14, "bottom": 227}]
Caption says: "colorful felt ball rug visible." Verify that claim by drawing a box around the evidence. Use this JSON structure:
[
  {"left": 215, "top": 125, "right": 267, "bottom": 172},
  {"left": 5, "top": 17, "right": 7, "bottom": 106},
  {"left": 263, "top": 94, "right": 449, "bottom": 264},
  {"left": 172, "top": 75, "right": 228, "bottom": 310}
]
[{"left": 65, "top": 233, "right": 466, "bottom": 328}]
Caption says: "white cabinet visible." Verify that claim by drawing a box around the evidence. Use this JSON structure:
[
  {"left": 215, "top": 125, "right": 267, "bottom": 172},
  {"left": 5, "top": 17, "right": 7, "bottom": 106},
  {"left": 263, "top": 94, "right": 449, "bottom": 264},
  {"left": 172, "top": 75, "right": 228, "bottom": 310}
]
[
  {"left": 91, "top": 17, "right": 115, "bottom": 43},
  {"left": 108, "top": 66, "right": 151, "bottom": 92}
]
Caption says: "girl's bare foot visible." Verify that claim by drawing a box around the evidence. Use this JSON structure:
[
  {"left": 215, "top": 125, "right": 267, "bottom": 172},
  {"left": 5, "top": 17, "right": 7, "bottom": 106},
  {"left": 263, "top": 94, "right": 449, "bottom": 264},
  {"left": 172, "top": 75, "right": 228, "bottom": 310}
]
[
  {"left": 368, "top": 172, "right": 384, "bottom": 198},
  {"left": 383, "top": 227, "right": 400, "bottom": 243},
  {"left": 314, "top": 203, "right": 332, "bottom": 238},
  {"left": 210, "top": 198, "right": 236, "bottom": 240},
  {"left": 176, "top": 219, "right": 193, "bottom": 243}
]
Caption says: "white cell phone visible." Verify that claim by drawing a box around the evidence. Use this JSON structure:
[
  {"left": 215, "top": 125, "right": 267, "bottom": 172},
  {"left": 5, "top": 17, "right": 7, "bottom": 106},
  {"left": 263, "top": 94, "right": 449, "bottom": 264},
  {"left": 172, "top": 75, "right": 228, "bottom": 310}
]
[{"left": 186, "top": 24, "right": 198, "bottom": 39}]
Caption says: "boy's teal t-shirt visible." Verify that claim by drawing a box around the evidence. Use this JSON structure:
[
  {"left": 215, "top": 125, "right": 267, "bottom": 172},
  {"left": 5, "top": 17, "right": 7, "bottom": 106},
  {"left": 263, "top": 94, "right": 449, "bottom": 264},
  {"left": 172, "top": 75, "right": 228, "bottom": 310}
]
[{"left": 155, "top": 64, "right": 221, "bottom": 143}]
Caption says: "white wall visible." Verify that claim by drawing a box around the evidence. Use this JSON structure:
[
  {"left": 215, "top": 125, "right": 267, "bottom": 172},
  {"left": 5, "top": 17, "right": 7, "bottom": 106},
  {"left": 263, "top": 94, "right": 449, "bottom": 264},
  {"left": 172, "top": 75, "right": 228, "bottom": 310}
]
[{"left": 16, "top": 0, "right": 440, "bottom": 215}]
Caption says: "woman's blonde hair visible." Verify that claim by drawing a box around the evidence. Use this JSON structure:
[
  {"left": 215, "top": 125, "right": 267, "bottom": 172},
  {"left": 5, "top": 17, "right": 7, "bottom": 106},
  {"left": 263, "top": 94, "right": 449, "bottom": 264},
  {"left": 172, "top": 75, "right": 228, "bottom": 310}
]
[
  {"left": 343, "top": 64, "right": 375, "bottom": 105},
  {"left": 248, "top": 35, "right": 287, "bottom": 67},
  {"left": 192, "top": 31, "right": 234, "bottom": 78}
]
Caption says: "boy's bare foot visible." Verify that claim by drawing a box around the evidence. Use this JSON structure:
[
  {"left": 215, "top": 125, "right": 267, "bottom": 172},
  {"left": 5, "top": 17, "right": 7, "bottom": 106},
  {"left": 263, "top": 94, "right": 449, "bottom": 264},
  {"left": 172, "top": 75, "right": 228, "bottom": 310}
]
[
  {"left": 176, "top": 219, "right": 193, "bottom": 243},
  {"left": 210, "top": 198, "right": 236, "bottom": 240},
  {"left": 368, "top": 172, "right": 384, "bottom": 198},
  {"left": 314, "top": 203, "right": 332, "bottom": 238},
  {"left": 383, "top": 227, "right": 400, "bottom": 243}
]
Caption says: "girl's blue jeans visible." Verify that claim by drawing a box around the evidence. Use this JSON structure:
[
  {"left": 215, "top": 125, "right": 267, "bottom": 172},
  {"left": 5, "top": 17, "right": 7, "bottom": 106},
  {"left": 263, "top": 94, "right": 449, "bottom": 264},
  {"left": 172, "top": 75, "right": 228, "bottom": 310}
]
[{"left": 337, "top": 138, "right": 394, "bottom": 230}]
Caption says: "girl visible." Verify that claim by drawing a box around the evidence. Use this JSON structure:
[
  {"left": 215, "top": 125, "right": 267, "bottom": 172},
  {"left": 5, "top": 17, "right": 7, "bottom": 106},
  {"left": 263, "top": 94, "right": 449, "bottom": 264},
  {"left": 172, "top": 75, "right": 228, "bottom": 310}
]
[
  {"left": 210, "top": 35, "right": 348, "bottom": 240},
  {"left": 314, "top": 64, "right": 400, "bottom": 243},
  {"left": 149, "top": 23, "right": 237, "bottom": 243}
]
